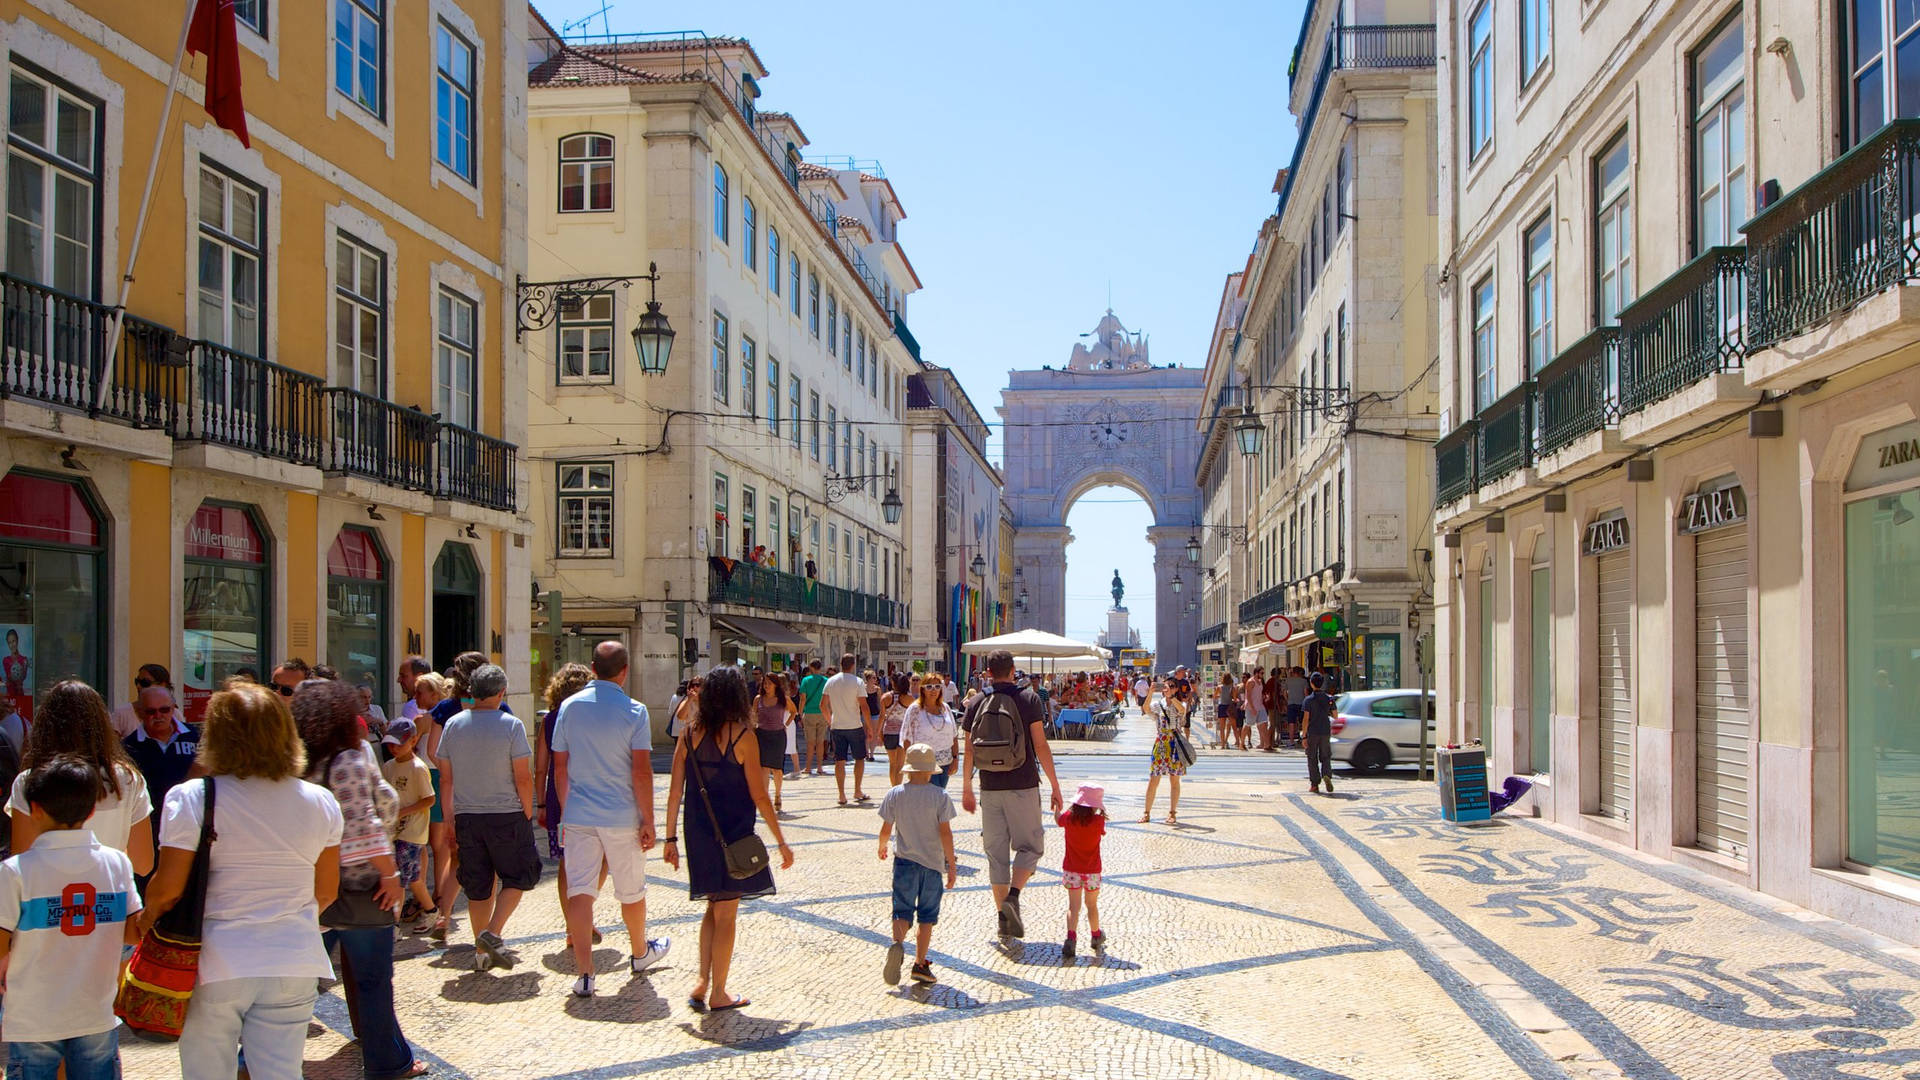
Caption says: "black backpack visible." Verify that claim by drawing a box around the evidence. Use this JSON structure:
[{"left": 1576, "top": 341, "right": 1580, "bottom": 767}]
[{"left": 970, "top": 689, "right": 1028, "bottom": 773}]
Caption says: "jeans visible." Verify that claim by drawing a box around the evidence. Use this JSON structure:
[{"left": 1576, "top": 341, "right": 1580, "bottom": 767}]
[
  {"left": 322, "top": 927, "right": 415, "bottom": 1079},
  {"left": 6, "top": 1030, "right": 118, "bottom": 1080},
  {"left": 178, "top": 975, "right": 315, "bottom": 1080},
  {"left": 1304, "top": 734, "right": 1333, "bottom": 787}
]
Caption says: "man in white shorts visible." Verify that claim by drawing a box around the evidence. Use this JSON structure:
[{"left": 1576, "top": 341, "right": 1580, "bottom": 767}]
[{"left": 551, "top": 641, "right": 670, "bottom": 997}]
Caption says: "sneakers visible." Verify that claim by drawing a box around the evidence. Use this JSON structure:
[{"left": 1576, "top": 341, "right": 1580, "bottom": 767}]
[
  {"left": 883, "top": 942, "right": 905, "bottom": 986},
  {"left": 1091, "top": 929, "right": 1107, "bottom": 950},
  {"left": 1061, "top": 934, "right": 1076, "bottom": 959},
  {"left": 1000, "top": 895, "right": 1025, "bottom": 939},
  {"left": 428, "top": 918, "right": 449, "bottom": 943},
  {"left": 909, "top": 961, "right": 937, "bottom": 985},
  {"left": 474, "top": 930, "right": 514, "bottom": 971},
  {"left": 571, "top": 975, "right": 595, "bottom": 998},
  {"left": 630, "top": 937, "right": 670, "bottom": 975},
  {"left": 410, "top": 910, "right": 438, "bottom": 935}
]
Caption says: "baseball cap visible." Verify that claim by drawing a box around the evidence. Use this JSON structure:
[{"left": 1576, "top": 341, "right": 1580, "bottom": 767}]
[{"left": 382, "top": 717, "right": 418, "bottom": 745}]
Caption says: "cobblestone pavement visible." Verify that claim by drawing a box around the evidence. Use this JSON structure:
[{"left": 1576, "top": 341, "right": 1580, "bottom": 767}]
[{"left": 121, "top": 721, "right": 1920, "bottom": 1078}]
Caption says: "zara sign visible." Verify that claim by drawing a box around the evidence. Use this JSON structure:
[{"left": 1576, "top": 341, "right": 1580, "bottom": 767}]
[
  {"left": 1582, "top": 514, "right": 1630, "bottom": 557},
  {"left": 1677, "top": 483, "right": 1747, "bottom": 535}
]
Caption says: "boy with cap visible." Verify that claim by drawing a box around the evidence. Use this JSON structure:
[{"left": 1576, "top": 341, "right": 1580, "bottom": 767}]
[
  {"left": 380, "top": 717, "right": 438, "bottom": 933},
  {"left": 877, "top": 743, "right": 957, "bottom": 986}
]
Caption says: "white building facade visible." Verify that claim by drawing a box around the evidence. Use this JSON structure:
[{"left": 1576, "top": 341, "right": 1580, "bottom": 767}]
[
  {"left": 1431, "top": 0, "right": 1920, "bottom": 940},
  {"left": 523, "top": 20, "right": 916, "bottom": 732}
]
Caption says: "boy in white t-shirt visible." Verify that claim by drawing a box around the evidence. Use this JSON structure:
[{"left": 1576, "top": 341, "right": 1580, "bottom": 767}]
[
  {"left": 0, "top": 755, "right": 142, "bottom": 1079},
  {"left": 380, "top": 718, "right": 437, "bottom": 934}
]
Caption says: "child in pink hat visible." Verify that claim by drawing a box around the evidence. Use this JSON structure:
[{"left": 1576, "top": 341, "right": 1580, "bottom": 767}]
[{"left": 1055, "top": 782, "right": 1107, "bottom": 958}]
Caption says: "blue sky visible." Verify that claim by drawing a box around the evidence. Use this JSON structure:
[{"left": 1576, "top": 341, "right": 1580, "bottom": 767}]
[{"left": 536, "top": 0, "right": 1306, "bottom": 648}]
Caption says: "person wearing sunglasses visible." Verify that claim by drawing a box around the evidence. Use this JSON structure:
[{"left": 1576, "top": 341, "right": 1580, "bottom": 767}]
[
  {"left": 270, "top": 658, "right": 312, "bottom": 701},
  {"left": 110, "top": 663, "right": 183, "bottom": 738},
  {"left": 121, "top": 681, "right": 198, "bottom": 887}
]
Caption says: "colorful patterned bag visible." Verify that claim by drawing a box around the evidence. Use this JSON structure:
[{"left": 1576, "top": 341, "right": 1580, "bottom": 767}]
[{"left": 116, "top": 776, "right": 216, "bottom": 1039}]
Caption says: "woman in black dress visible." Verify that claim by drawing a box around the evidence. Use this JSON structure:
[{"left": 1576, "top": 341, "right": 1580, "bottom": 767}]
[{"left": 663, "top": 665, "right": 793, "bottom": 1013}]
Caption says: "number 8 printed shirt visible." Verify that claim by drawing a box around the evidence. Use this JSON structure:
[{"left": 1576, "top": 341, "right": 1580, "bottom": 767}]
[{"left": 0, "top": 830, "right": 139, "bottom": 1042}]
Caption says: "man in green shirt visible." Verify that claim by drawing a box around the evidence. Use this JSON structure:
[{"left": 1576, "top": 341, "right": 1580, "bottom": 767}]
[{"left": 799, "top": 659, "right": 830, "bottom": 776}]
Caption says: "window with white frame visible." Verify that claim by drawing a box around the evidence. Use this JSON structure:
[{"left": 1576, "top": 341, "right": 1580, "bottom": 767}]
[
  {"left": 1520, "top": 0, "right": 1550, "bottom": 85},
  {"left": 557, "top": 292, "right": 612, "bottom": 383},
  {"left": 856, "top": 327, "right": 866, "bottom": 384},
  {"left": 1472, "top": 273, "right": 1497, "bottom": 411},
  {"left": 1524, "top": 214, "right": 1554, "bottom": 372},
  {"left": 197, "top": 166, "right": 265, "bottom": 356},
  {"left": 1335, "top": 304, "right": 1347, "bottom": 388},
  {"left": 843, "top": 424, "right": 853, "bottom": 479},
  {"left": 7, "top": 68, "right": 99, "bottom": 297},
  {"left": 1849, "top": 0, "right": 1920, "bottom": 143},
  {"left": 333, "top": 0, "right": 384, "bottom": 118},
  {"left": 557, "top": 462, "right": 613, "bottom": 556},
  {"left": 810, "top": 392, "right": 821, "bottom": 458},
  {"left": 558, "top": 134, "right": 612, "bottom": 212},
  {"left": 788, "top": 376, "right": 801, "bottom": 447},
  {"left": 769, "top": 225, "right": 781, "bottom": 293},
  {"left": 827, "top": 293, "right": 838, "bottom": 355},
  {"left": 843, "top": 318, "right": 852, "bottom": 365},
  {"left": 433, "top": 21, "right": 474, "bottom": 181},
  {"left": 742, "top": 486, "right": 757, "bottom": 552},
  {"left": 434, "top": 288, "right": 477, "bottom": 428},
  {"left": 790, "top": 254, "right": 801, "bottom": 315},
  {"left": 1693, "top": 18, "right": 1747, "bottom": 251},
  {"left": 713, "top": 472, "right": 728, "bottom": 537},
  {"left": 1468, "top": 0, "right": 1493, "bottom": 159},
  {"left": 234, "top": 0, "right": 266, "bottom": 34},
  {"left": 712, "top": 163, "right": 728, "bottom": 244},
  {"left": 333, "top": 234, "right": 385, "bottom": 395},
  {"left": 740, "top": 334, "right": 756, "bottom": 416},
  {"left": 827, "top": 524, "right": 838, "bottom": 584},
  {"left": 743, "top": 197, "right": 757, "bottom": 271},
  {"left": 767, "top": 357, "right": 780, "bottom": 434},
  {"left": 711, "top": 311, "right": 729, "bottom": 404},
  {"left": 809, "top": 271, "right": 820, "bottom": 335},
  {"left": 827, "top": 406, "right": 838, "bottom": 469},
  {"left": 1595, "top": 132, "right": 1634, "bottom": 324}
]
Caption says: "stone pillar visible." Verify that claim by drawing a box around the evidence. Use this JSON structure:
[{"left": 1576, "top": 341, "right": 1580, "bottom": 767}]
[
  {"left": 1149, "top": 526, "right": 1198, "bottom": 670},
  {"left": 1013, "top": 527, "right": 1071, "bottom": 635}
]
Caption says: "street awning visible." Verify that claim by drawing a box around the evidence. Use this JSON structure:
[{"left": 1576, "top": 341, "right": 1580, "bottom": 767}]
[
  {"left": 712, "top": 616, "right": 816, "bottom": 652},
  {"left": 1238, "top": 643, "right": 1271, "bottom": 666}
]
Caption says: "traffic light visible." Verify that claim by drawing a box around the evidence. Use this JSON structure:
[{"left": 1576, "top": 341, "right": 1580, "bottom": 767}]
[
  {"left": 664, "top": 601, "right": 686, "bottom": 645},
  {"left": 683, "top": 636, "right": 699, "bottom": 665},
  {"left": 544, "top": 590, "right": 562, "bottom": 633},
  {"left": 1415, "top": 631, "right": 1435, "bottom": 675},
  {"left": 1350, "top": 602, "right": 1371, "bottom": 631}
]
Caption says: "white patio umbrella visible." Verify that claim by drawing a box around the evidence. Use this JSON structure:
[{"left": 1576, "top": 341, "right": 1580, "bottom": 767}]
[{"left": 960, "top": 628, "right": 1099, "bottom": 658}]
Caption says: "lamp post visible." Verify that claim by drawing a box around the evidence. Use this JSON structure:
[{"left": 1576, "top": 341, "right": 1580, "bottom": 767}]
[{"left": 516, "top": 263, "right": 675, "bottom": 377}]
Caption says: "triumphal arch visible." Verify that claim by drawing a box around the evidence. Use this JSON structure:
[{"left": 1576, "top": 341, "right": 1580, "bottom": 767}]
[{"left": 999, "top": 312, "right": 1205, "bottom": 670}]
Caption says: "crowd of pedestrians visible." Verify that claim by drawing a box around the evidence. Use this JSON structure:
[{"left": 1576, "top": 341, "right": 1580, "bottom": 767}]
[{"left": 0, "top": 639, "right": 1348, "bottom": 1079}]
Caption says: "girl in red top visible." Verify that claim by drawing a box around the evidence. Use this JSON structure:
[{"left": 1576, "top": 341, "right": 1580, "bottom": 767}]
[{"left": 1057, "top": 782, "right": 1107, "bottom": 958}]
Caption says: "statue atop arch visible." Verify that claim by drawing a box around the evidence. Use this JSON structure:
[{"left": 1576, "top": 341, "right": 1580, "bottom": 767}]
[
  {"left": 1067, "top": 310, "right": 1152, "bottom": 371},
  {"left": 1111, "top": 569, "right": 1124, "bottom": 609}
]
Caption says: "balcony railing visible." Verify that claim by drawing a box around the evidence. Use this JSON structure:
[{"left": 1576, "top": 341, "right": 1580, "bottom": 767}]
[
  {"left": 184, "top": 341, "right": 326, "bottom": 465},
  {"left": 1475, "top": 383, "right": 1533, "bottom": 486},
  {"left": 1239, "top": 583, "right": 1287, "bottom": 625},
  {"left": 0, "top": 274, "right": 181, "bottom": 429},
  {"left": 1332, "top": 24, "right": 1438, "bottom": 69},
  {"left": 1435, "top": 419, "right": 1478, "bottom": 505},
  {"left": 1536, "top": 327, "right": 1620, "bottom": 457},
  {"left": 708, "top": 559, "right": 899, "bottom": 629},
  {"left": 435, "top": 423, "right": 517, "bottom": 512},
  {"left": 1746, "top": 118, "right": 1920, "bottom": 348},
  {"left": 324, "top": 388, "right": 437, "bottom": 492},
  {"left": 1619, "top": 246, "right": 1748, "bottom": 414},
  {"left": 1196, "top": 621, "right": 1227, "bottom": 646},
  {"left": 893, "top": 311, "right": 922, "bottom": 363}
]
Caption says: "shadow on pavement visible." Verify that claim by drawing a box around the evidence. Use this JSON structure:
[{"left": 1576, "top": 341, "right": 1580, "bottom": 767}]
[
  {"left": 437, "top": 969, "right": 541, "bottom": 1003},
  {"left": 678, "top": 1015, "right": 816, "bottom": 1050},
  {"left": 903, "top": 983, "right": 986, "bottom": 1009},
  {"left": 563, "top": 977, "right": 670, "bottom": 1023},
  {"left": 539, "top": 946, "right": 625, "bottom": 974}
]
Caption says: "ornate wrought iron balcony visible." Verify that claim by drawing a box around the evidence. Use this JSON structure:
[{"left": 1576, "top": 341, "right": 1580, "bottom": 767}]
[
  {"left": 0, "top": 273, "right": 180, "bottom": 429},
  {"left": 1619, "top": 246, "right": 1747, "bottom": 415},
  {"left": 1238, "top": 583, "right": 1287, "bottom": 626},
  {"left": 1536, "top": 327, "right": 1620, "bottom": 458},
  {"left": 708, "top": 559, "right": 900, "bottom": 629},
  {"left": 1474, "top": 382, "right": 1534, "bottom": 487},
  {"left": 184, "top": 341, "right": 326, "bottom": 465},
  {"left": 1435, "top": 418, "right": 1478, "bottom": 505}
]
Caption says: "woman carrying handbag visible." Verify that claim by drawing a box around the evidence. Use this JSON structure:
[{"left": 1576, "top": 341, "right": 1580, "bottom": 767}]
[
  {"left": 663, "top": 666, "right": 793, "bottom": 1015},
  {"left": 1140, "top": 680, "right": 1190, "bottom": 824}
]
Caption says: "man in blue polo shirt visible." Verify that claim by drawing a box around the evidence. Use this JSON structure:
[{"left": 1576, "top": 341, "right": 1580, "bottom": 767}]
[
  {"left": 121, "top": 684, "right": 197, "bottom": 887},
  {"left": 551, "top": 641, "right": 669, "bottom": 997}
]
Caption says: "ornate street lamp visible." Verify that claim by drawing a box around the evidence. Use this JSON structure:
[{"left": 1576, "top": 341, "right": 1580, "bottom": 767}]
[
  {"left": 1170, "top": 572, "right": 1183, "bottom": 595},
  {"left": 1017, "top": 587, "right": 1030, "bottom": 609},
  {"left": 881, "top": 483, "right": 903, "bottom": 525},
  {"left": 1185, "top": 534, "right": 1201, "bottom": 563},
  {"left": 516, "top": 262, "right": 675, "bottom": 376},
  {"left": 630, "top": 263, "right": 674, "bottom": 375},
  {"left": 969, "top": 552, "right": 987, "bottom": 578},
  {"left": 1233, "top": 407, "right": 1264, "bottom": 457}
]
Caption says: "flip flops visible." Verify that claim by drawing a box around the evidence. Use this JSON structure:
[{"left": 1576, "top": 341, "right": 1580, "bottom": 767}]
[{"left": 708, "top": 997, "right": 750, "bottom": 1012}]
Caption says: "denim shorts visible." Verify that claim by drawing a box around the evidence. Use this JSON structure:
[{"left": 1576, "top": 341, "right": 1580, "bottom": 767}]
[
  {"left": 890, "top": 857, "right": 945, "bottom": 925},
  {"left": 7, "top": 1028, "right": 119, "bottom": 1080}
]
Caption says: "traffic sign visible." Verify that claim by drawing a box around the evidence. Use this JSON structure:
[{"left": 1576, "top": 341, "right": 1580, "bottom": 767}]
[
  {"left": 1315, "top": 611, "right": 1344, "bottom": 640},
  {"left": 1263, "top": 614, "right": 1293, "bottom": 643}
]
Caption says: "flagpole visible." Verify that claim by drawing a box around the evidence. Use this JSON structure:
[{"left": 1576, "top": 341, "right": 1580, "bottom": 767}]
[{"left": 98, "top": 0, "right": 197, "bottom": 409}]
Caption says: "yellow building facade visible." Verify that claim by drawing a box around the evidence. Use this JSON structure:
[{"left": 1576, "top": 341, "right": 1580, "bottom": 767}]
[{"left": 0, "top": 0, "right": 531, "bottom": 719}]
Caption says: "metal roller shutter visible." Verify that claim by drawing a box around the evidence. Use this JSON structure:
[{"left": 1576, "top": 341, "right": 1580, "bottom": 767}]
[
  {"left": 1694, "top": 525, "right": 1750, "bottom": 857},
  {"left": 1596, "top": 549, "right": 1633, "bottom": 820}
]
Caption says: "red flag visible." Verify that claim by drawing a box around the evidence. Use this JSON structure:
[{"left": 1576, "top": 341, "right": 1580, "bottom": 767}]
[{"left": 185, "top": 0, "right": 249, "bottom": 147}]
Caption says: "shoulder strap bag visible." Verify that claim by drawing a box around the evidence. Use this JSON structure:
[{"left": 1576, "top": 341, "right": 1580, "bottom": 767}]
[
  {"left": 116, "top": 776, "right": 217, "bottom": 1040},
  {"left": 688, "top": 728, "right": 770, "bottom": 880}
]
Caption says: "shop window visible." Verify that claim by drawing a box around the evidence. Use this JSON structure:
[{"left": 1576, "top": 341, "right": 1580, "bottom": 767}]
[
  {"left": 0, "top": 471, "right": 104, "bottom": 718},
  {"left": 183, "top": 502, "right": 269, "bottom": 723},
  {"left": 1846, "top": 487, "right": 1920, "bottom": 877},
  {"left": 326, "top": 526, "right": 388, "bottom": 691}
]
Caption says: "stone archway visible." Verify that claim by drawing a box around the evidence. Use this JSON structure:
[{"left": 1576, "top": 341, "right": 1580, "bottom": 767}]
[{"left": 999, "top": 312, "right": 1205, "bottom": 669}]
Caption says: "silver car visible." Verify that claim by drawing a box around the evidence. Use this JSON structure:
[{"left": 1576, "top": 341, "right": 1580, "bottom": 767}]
[{"left": 1329, "top": 689, "right": 1436, "bottom": 772}]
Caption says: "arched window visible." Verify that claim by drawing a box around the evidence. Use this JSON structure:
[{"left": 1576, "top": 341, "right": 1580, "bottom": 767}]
[
  {"left": 0, "top": 471, "right": 105, "bottom": 717},
  {"left": 183, "top": 502, "right": 270, "bottom": 722},
  {"left": 326, "top": 527, "right": 389, "bottom": 690},
  {"left": 559, "top": 133, "right": 614, "bottom": 212}
]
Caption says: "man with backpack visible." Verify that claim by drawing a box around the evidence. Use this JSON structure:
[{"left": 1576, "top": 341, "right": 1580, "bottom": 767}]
[{"left": 960, "top": 648, "right": 1063, "bottom": 939}]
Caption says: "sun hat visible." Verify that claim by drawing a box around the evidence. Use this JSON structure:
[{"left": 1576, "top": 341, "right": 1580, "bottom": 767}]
[
  {"left": 1072, "top": 783, "right": 1105, "bottom": 811},
  {"left": 903, "top": 743, "right": 938, "bottom": 774}
]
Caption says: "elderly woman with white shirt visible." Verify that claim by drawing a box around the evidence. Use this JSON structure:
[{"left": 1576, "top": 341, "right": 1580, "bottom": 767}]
[
  {"left": 9, "top": 679, "right": 152, "bottom": 875},
  {"left": 143, "top": 681, "right": 344, "bottom": 1080},
  {"left": 898, "top": 673, "right": 959, "bottom": 789}
]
